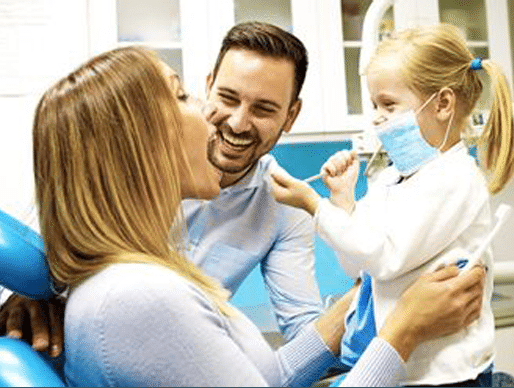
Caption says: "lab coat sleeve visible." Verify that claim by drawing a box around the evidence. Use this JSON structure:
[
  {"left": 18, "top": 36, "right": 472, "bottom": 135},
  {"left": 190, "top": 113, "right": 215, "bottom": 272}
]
[
  {"left": 261, "top": 203, "right": 324, "bottom": 341},
  {"left": 315, "top": 161, "right": 489, "bottom": 280}
]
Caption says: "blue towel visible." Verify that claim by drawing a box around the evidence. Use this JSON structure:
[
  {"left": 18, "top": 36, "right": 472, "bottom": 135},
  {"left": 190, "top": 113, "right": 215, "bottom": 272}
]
[
  {"left": 332, "top": 272, "right": 376, "bottom": 387},
  {"left": 340, "top": 273, "right": 376, "bottom": 368}
]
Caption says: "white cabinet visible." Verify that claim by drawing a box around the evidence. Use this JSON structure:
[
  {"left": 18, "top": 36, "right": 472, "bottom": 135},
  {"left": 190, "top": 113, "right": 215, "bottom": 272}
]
[
  {"left": 87, "top": 0, "right": 348, "bottom": 136},
  {"left": 87, "top": 0, "right": 514, "bottom": 139}
]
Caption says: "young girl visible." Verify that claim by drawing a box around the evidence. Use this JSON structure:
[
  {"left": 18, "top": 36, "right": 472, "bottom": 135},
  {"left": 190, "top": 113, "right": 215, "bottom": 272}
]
[{"left": 272, "top": 24, "right": 514, "bottom": 386}]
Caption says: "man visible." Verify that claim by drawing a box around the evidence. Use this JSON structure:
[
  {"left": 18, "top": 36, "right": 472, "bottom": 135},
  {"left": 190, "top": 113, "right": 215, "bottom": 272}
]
[
  {"left": 182, "top": 21, "right": 321, "bottom": 340},
  {"left": 0, "top": 23, "right": 485, "bottom": 367}
]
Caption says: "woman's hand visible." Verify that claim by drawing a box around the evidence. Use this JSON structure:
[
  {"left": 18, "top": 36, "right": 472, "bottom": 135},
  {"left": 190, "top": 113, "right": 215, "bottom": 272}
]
[
  {"left": 271, "top": 167, "right": 321, "bottom": 215},
  {"left": 321, "top": 150, "right": 360, "bottom": 213},
  {"left": 379, "top": 265, "right": 485, "bottom": 361}
]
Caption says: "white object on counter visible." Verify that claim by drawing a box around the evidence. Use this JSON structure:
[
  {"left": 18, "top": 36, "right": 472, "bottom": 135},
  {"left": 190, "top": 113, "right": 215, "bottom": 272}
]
[{"left": 494, "top": 261, "right": 514, "bottom": 284}]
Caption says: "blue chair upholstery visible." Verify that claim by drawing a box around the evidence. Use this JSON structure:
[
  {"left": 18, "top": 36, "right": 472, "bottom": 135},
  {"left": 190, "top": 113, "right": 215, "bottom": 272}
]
[
  {"left": 0, "top": 209, "right": 53, "bottom": 299},
  {"left": 0, "top": 209, "right": 65, "bottom": 386},
  {"left": 0, "top": 338, "right": 64, "bottom": 387}
]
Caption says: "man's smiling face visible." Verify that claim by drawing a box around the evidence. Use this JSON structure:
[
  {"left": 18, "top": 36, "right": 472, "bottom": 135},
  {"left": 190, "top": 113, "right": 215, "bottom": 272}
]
[{"left": 206, "top": 49, "right": 301, "bottom": 187}]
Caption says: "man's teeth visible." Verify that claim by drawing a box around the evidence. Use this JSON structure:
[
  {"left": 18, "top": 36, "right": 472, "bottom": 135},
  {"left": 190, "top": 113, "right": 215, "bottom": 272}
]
[{"left": 223, "top": 133, "right": 253, "bottom": 146}]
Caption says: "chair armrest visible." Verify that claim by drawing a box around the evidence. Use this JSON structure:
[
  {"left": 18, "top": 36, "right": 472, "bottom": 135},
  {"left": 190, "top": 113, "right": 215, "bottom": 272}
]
[{"left": 0, "top": 337, "right": 65, "bottom": 387}]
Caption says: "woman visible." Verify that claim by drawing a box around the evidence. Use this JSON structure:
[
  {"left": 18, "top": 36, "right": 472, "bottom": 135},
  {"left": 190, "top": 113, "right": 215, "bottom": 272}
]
[{"left": 32, "top": 46, "right": 484, "bottom": 387}]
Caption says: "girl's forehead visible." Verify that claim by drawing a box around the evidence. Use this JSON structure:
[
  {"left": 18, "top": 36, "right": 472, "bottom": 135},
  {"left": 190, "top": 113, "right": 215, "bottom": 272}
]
[
  {"left": 368, "top": 52, "right": 404, "bottom": 77},
  {"left": 367, "top": 64, "right": 405, "bottom": 92}
]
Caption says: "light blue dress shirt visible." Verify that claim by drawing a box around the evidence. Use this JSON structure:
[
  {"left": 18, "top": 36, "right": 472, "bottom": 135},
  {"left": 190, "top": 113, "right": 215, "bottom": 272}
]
[{"left": 181, "top": 154, "right": 324, "bottom": 340}]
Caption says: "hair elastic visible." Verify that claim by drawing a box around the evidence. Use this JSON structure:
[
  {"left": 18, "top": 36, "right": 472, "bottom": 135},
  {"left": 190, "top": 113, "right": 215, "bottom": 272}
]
[{"left": 470, "top": 58, "right": 483, "bottom": 71}]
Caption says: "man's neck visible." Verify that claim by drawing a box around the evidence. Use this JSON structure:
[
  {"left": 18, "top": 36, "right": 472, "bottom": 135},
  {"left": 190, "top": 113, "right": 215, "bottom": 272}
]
[{"left": 219, "top": 164, "right": 256, "bottom": 189}]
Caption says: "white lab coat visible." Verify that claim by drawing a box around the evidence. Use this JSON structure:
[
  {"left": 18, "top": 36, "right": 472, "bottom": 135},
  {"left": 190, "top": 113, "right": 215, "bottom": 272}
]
[{"left": 315, "top": 142, "right": 495, "bottom": 385}]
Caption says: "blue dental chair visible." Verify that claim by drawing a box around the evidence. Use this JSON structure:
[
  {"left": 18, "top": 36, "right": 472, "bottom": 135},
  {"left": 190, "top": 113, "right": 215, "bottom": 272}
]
[{"left": 0, "top": 208, "right": 65, "bottom": 387}]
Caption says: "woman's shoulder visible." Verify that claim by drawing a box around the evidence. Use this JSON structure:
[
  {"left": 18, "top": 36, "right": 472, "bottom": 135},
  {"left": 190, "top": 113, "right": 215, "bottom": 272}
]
[
  {"left": 64, "top": 263, "right": 233, "bottom": 387},
  {"left": 68, "top": 263, "right": 219, "bottom": 321}
]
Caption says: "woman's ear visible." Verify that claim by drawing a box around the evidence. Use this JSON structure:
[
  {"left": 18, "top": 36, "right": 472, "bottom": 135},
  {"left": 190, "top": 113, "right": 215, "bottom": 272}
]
[{"left": 435, "top": 87, "right": 456, "bottom": 122}]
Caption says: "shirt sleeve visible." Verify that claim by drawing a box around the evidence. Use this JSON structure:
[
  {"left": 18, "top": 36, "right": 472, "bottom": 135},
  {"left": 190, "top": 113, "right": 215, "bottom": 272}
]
[
  {"left": 261, "top": 203, "right": 324, "bottom": 341},
  {"left": 342, "top": 337, "right": 406, "bottom": 387},
  {"left": 314, "top": 160, "right": 489, "bottom": 280}
]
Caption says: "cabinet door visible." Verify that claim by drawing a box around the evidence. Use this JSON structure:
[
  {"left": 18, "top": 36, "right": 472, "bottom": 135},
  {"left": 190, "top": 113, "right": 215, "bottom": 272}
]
[
  {"left": 231, "top": 0, "right": 346, "bottom": 136},
  {"left": 436, "top": 0, "right": 512, "bottom": 130},
  {"left": 439, "top": 0, "right": 513, "bottom": 110},
  {"left": 88, "top": 0, "right": 219, "bottom": 95}
]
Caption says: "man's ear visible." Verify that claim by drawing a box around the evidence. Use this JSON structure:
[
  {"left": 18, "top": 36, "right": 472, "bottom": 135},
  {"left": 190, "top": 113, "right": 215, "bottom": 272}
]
[
  {"left": 282, "top": 99, "right": 302, "bottom": 134},
  {"left": 435, "top": 87, "right": 455, "bottom": 123},
  {"left": 206, "top": 73, "right": 214, "bottom": 97}
]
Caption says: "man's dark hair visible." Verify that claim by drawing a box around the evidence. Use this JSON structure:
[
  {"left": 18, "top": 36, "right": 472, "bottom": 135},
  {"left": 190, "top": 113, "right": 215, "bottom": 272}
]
[{"left": 212, "top": 22, "right": 308, "bottom": 103}]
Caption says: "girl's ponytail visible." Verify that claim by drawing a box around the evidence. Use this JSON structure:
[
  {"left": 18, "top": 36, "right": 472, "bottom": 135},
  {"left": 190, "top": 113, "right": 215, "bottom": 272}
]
[{"left": 478, "top": 60, "right": 514, "bottom": 194}]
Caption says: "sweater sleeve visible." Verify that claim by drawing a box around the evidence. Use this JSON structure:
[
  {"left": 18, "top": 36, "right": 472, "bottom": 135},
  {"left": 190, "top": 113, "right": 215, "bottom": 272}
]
[{"left": 342, "top": 337, "right": 406, "bottom": 387}]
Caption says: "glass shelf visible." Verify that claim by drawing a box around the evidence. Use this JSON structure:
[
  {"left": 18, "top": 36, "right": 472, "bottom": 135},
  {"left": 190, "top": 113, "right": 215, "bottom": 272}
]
[
  {"left": 116, "top": 41, "right": 182, "bottom": 50},
  {"left": 439, "top": 0, "right": 488, "bottom": 42},
  {"left": 116, "top": 0, "right": 183, "bottom": 80},
  {"left": 341, "top": 0, "right": 394, "bottom": 115},
  {"left": 117, "top": 0, "right": 181, "bottom": 42},
  {"left": 234, "top": 0, "right": 292, "bottom": 33}
]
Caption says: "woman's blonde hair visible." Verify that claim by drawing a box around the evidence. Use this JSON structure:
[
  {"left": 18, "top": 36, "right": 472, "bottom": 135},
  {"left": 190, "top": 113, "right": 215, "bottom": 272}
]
[
  {"left": 367, "top": 23, "right": 514, "bottom": 194},
  {"left": 33, "top": 46, "right": 230, "bottom": 311}
]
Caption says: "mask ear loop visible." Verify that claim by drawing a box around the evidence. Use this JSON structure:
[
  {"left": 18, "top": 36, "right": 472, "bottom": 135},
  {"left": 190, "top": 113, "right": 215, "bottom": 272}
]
[
  {"left": 437, "top": 110, "right": 454, "bottom": 150},
  {"left": 415, "top": 92, "right": 438, "bottom": 115},
  {"left": 416, "top": 91, "right": 454, "bottom": 150}
]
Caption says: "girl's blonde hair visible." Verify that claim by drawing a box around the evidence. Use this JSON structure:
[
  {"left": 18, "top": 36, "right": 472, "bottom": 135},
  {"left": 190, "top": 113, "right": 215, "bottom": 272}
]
[
  {"left": 367, "top": 23, "right": 514, "bottom": 194},
  {"left": 33, "top": 46, "right": 230, "bottom": 312}
]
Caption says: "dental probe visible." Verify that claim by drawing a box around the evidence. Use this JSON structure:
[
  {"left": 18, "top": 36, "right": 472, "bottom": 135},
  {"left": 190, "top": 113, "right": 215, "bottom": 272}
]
[{"left": 303, "top": 174, "right": 323, "bottom": 183}]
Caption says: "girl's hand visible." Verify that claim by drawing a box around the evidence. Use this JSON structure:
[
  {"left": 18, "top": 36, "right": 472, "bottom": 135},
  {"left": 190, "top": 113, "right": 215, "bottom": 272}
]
[
  {"left": 321, "top": 150, "right": 360, "bottom": 213},
  {"left": 271, "top": 167, "right": 321, "bottom": 216}
]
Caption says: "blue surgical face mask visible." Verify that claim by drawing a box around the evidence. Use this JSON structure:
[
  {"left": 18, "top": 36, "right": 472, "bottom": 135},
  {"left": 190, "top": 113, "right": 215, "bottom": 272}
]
[{"left": 373, "top": 93, "right": 451, "bottom": 177}]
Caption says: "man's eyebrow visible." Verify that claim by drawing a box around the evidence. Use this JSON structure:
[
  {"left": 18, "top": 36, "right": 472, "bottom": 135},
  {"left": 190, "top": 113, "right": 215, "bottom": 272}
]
[{"left": 217, "top": 87, "right": 282, "bottom": 109}]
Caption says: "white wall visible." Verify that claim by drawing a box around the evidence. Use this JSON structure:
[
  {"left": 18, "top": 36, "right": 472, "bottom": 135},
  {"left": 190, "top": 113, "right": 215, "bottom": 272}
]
[
  {"left": 0, "top": 0, "right": 90, "bottom": 228},
  {"left": 495, "top": 326, "right": 514, "bottom": 375},
  {"left": 491, "top": 178, "right": 514, "bottom": 264}
]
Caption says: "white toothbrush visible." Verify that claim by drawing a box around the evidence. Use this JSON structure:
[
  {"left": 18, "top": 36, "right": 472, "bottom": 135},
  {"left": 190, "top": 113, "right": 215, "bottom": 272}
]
[{"left": 457, "top": 203, "right": 513, "bottom": 271}]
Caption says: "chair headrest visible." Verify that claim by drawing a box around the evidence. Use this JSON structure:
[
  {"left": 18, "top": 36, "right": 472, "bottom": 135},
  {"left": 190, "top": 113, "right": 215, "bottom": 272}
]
[{"left": 0, "top": 209, "right": 53, "bottom": 299}]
